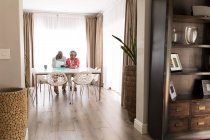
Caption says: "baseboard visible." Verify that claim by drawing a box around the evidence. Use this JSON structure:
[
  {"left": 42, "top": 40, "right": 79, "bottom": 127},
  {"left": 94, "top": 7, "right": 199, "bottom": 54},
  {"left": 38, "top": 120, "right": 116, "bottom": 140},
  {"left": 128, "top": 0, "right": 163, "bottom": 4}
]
[
  {"left": 134, "top": 119, "right": 148, "bottom": 134},
  {"left": 25, "top": 128, "right": 28, "bottom": 140}
]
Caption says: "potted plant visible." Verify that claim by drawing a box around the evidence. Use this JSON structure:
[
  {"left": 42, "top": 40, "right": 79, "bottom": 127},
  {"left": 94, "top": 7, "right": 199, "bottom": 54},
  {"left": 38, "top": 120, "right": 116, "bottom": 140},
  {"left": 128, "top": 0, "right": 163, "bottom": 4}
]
[{"left": 112, "top": 34, "right": 137, "bottom": 122}]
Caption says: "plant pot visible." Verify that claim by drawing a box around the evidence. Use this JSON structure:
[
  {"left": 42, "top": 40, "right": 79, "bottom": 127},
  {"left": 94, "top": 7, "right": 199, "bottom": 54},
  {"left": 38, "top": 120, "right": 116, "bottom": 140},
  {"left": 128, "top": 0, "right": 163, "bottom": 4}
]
[
  {"left": 0, "top": 88, "right": 28, "bottom": 140},
  {"left": 123, "top": 65, "right": 136, "bottom": 122}
]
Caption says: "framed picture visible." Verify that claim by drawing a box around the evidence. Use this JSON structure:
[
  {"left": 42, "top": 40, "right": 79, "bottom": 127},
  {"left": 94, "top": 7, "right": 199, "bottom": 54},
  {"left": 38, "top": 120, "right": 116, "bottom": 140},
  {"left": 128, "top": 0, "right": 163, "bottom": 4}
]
[
  {"left": 169, "top": 81, "right": 177, "bottom": 101},
  {"left": 202, "top": 80, "right": 210, "bottom": 96},
  {"left": 171, "top": 53, "right": 182, "bottom": 71}
]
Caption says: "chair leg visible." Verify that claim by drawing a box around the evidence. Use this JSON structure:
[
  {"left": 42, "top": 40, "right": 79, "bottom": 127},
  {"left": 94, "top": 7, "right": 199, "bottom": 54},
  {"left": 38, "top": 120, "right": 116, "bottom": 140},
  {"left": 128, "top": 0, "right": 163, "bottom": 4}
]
[
  {"left": 69, "top": 90, "right": 74, "bottom": 104},
  {"left": 94, "top": 86, "right": 98, "bottom": 101},
  {"left": 87, "top": 85, "right": 90, "bottom": 98},
  {"left": 69, "top": 84, "right": 74, "bottom": 104},
  {"left": 49, "top": 85, "right": 53, "bottom": 98},
  {"left": 43, "top": 84, "right": 46, "bottom": 106},
  {"left": 28, "top": 87, "right": 35, "bottom": 105},
  {"left": 40, "top": 83, "right": 41, "bottom": 92},
  {"left": 80, "top": 85, "right": 83, "bottom": 96}
]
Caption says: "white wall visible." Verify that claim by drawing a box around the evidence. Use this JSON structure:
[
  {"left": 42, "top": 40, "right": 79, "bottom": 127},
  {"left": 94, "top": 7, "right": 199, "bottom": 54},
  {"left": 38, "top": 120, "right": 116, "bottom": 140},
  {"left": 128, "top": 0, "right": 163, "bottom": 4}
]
[
  {"left": 103, "top": 0, "right": 126, "bottom": 93},
  {"left": 0, "top": 0, "right": 25, "bottom": 88},
  {"left": 134, "top": 0, "right": 151, "bottom": 134}
]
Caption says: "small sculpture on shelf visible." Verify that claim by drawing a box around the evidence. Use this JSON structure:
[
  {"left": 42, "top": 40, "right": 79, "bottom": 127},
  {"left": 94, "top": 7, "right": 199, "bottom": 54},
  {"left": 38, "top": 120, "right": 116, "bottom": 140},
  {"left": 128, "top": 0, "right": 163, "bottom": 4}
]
[{"left": 172, "top": 27, "right": 178, "bottom": 43}]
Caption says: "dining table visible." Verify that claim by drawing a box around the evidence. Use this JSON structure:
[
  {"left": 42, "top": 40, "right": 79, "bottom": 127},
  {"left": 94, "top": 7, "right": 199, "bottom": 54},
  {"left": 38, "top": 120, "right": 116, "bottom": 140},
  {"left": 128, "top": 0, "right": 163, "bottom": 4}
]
[{"left": 32, "top": 67, "right": 102, "bottom": 105}]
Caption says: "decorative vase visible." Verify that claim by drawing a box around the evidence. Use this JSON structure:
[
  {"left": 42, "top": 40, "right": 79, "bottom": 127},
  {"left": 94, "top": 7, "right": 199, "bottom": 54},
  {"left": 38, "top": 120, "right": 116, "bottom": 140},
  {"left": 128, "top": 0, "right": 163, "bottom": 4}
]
[
  {"left": 123, "top": 65, "right": 136, "bottom": 122},
  {"left": 185, "top": 26, "right": 198, "bottom": 44},
  {"left": 0, "top": 88, "right": 28, "bottom": 140}
]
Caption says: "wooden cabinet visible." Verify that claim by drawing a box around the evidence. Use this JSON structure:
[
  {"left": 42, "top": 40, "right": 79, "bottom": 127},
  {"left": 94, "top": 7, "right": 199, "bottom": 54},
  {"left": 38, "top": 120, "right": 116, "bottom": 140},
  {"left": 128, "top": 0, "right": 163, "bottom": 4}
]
[
  {"left": 169, "top": 118, "right": 189, "bottom": 133},
  {"left": 191, "top": 115, "right": 210, "bottom": 130},
  {"left": 168, "top": 100, "right": 210, "bottom": 133},
  {"left": 149, "top": 0, "right": 210, "bottom": 139},
  {"left": 191, "top": 101, "right": 210, "bottom": 115},
  {"left": 169, "top": 102, "right": 190, "bottom": 117}
]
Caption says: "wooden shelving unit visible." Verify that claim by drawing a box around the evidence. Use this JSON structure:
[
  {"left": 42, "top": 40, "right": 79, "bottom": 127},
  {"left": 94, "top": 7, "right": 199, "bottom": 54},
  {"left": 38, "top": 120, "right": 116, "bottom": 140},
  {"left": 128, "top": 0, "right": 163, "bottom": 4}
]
[
  {"left": 171, "top": 70, "right": 210, "bottom": 75},
  {"left": 149, "top": 0, "right": 210, "bottom": 139},
  {"left": 174, "top": 15, "right": 210, "bottom": 23},
  {"left": 169, "top": 0, "right": 210, "bottom": 139},
  {"left": 172, "top": 44, "right": 210, "bottom": 48}
]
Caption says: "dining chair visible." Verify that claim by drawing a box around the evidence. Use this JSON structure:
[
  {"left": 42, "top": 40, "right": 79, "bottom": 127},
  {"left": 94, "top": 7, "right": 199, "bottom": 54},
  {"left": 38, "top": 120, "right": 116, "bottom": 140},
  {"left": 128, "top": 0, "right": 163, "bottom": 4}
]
[
  {"left": 70, "top": 73, "right": 94, "bottom": 104},
  {"left": 91, "top": 68, "right": 101, "bottom": 101},
  {"left": 47, "top": 72, "right": 68, "bottom": 96},
  {"left": 31, "top": 75, "right": 50, "bottom": 103},
  {"left": 37, "top": 75, "right": 48, "bottom": 92}
]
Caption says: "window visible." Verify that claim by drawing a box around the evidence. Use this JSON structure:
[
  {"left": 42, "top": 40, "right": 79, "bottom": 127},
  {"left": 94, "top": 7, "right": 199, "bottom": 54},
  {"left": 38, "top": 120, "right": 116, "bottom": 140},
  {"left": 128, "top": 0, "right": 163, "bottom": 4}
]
[{"left": 34, "top": 13, "right": 87, "bottom": 68}]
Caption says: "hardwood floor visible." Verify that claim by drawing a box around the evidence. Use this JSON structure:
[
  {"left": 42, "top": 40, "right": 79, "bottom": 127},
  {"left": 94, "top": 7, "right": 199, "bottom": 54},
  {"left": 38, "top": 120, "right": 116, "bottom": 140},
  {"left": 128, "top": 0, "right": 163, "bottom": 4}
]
[{"left": 28, "top": 85, "right": 152, "bottom": 140}]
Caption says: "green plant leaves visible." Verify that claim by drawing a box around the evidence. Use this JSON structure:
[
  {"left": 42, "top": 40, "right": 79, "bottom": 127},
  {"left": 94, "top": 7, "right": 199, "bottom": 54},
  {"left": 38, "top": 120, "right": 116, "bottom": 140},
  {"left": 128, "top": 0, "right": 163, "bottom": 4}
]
[{"left": 112, "top": 35, "right": 137, "bottom": 65}]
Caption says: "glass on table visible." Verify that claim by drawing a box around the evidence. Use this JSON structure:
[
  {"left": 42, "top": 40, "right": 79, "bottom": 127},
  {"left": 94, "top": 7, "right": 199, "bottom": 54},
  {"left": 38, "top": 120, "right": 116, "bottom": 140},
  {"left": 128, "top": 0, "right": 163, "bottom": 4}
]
[{"left": 44, "top": 65, "right": 47, "bottom": 70}]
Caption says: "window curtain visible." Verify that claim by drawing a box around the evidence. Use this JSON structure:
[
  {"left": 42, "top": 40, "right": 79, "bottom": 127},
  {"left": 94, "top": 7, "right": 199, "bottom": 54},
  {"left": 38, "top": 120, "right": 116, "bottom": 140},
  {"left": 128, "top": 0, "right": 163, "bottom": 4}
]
[
  {"left": 95, "top": 14, "right": 103, "bottom": 71},
  {"left": 86, "top": 14, "right": 103, "bottom": 85},
  {"left": 121, "top": 0, "right": 137, "bottom": 106},
  {"left": 23, "top": 12, "right": 34, "bottom": 87},
  {"left": 86, "top": 16, "right": 97, "bottom": 67},
  {"left": 33, "top": 14, "right": 87, "bottom": 68}
]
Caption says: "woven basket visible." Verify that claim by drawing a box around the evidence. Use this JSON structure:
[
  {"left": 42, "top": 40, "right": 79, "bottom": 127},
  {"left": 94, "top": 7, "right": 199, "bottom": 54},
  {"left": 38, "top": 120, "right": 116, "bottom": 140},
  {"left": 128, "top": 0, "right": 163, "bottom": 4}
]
[
  {"left": 123, "top": 65, "right": 136, "bottom": 122},
  {"left": 0, "top": 88, "right": 28, "bottom": 140}
]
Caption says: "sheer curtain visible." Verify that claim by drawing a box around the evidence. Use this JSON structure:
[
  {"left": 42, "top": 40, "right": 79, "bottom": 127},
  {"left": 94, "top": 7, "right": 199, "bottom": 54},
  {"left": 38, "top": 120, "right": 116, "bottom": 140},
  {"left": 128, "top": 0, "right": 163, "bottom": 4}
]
[
  {"left": 34, "top": 13, "right": 87, "bottom": 68},
  {"left": 103, "top": 0, "right": 126, "bottom": 94}
]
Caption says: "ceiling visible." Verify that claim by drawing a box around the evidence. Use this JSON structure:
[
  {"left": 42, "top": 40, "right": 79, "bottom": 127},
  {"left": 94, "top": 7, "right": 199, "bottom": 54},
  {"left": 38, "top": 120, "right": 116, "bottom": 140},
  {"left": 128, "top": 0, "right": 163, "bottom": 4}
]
[{"left": 23, "top": 0, "right": 119, "bottom": 14}]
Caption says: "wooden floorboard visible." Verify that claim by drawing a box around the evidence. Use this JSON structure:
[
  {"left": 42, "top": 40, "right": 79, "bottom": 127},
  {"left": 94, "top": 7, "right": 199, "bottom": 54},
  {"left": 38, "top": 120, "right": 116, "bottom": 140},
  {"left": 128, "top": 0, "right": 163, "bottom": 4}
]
[{"left": 28, "top": 85, "right": 152, "bottom": 140}]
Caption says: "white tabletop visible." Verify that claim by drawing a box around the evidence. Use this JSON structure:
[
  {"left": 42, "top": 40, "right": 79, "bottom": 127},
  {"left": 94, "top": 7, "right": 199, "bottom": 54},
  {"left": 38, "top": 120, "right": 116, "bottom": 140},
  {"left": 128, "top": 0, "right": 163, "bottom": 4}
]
[{"left": 32, "top": 67, "right": 101, "bottom": 75}]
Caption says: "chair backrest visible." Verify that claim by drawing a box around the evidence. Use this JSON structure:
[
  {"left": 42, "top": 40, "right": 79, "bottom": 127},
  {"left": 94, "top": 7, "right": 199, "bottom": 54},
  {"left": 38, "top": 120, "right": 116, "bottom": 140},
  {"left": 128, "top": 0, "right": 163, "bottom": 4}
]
[
  {"left": 47, "top": 72, "right": 68, "bottom": 86},
  {"left": 73, "top": 73, "right": 94, "bottom": 85},
  {"left": 37, "top": 75, "right": 48, "bottom": 84},
  {"left": 93, "top": 68, "right": 101, "bottom": 82}
]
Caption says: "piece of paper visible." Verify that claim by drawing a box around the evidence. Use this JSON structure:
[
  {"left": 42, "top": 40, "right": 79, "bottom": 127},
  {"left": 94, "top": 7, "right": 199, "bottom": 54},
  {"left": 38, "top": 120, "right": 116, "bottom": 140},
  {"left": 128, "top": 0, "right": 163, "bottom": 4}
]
[{"left": 55, "top": 61, "right": 65, "bottom": 67}]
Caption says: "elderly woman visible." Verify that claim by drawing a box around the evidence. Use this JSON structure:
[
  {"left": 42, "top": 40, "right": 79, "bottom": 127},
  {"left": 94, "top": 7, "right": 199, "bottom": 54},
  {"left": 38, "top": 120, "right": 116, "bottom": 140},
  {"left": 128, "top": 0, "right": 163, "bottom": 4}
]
[
  {"left": 66, "top": 50, "right": 80, "bottom": 90},
  {"left": 66, "top": 50, "right": 80, "bottom": 68},
  {"left": 52, "top": 51, "right": 66, "bottom": 94}
]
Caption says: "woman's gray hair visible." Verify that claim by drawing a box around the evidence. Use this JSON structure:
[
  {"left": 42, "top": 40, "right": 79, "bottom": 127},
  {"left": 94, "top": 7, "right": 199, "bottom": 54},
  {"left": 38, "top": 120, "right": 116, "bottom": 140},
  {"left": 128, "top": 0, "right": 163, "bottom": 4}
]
[{"left": 70, "top": 50, "right": 77, "bottom": 56}]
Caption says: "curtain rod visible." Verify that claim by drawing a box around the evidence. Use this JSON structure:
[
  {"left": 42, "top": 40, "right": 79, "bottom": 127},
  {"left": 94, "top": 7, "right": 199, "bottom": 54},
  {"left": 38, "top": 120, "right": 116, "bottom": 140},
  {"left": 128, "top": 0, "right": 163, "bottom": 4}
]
[{"left": 23, "top": 9, "right": 100, "bottom": 16}]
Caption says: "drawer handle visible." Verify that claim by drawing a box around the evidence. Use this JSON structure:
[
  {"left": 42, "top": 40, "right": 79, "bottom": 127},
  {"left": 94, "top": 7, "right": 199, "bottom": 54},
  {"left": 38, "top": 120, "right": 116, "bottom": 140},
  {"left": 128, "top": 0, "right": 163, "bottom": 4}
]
[
  {"left": 197, "top": 122, "right": 205, "bottom": 126},
  {"left": 198, "top": 106, "right": 206, "bottom": 111},
  {"left": 175, "top": 108, "right": 182, "bottom": 112},
  {"left": 175, "top": 123, "right": 183, "bottom": 127}
]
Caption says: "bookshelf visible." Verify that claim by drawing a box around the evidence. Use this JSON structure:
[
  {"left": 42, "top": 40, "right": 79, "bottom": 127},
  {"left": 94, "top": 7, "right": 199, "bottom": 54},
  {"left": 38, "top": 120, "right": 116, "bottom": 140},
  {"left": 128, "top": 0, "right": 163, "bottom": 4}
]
[{"left": 149, "top": 0, "right": 210, "bottom": 139}]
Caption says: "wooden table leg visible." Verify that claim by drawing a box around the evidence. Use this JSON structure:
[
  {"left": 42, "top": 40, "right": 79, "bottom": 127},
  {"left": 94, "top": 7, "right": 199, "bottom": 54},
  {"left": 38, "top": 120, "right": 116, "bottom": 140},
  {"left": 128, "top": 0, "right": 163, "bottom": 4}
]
[
  {"left": 35, "top": 74, "right": 38, "bottom": 106},
  {"left": 99, "top": 73, "right": 101, "bottom": 101}
]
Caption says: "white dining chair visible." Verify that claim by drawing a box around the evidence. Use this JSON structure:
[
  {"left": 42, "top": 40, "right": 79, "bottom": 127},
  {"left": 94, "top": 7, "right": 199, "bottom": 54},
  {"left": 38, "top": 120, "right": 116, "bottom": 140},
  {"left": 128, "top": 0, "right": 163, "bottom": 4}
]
[
  {"left": 91, "top": 68, "right": 101, "bottom": 101},
  {"left": 37, "top": 75, "right": 48, "bottom": 92},
  {"left": 70, "top": 73, "right": 94, "bottom": 104},
  {"left": 31, "top": 75, "right": 50, "bottom": 104},
  {"left": 47, "top": 72, "right": 68, "bottom": 96}
]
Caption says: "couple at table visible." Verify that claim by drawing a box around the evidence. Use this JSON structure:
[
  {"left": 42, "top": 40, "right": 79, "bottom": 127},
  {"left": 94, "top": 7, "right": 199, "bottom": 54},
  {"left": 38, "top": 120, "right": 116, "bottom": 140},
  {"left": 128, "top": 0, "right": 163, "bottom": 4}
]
[{"left": 52, "top": 50, "right": 80, "bottom": 94}]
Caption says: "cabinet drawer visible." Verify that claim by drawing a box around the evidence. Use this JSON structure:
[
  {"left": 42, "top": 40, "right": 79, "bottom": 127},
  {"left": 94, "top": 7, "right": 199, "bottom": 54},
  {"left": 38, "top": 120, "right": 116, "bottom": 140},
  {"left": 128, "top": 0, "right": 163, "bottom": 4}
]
[
  {"left": 169, "top": 118, "right": 189, "bottom": 133},
  {"left": 191, "top": 116, "right": 210, "bottom": 131},
  {"left": 191, "top": 101, "right": 210, "bottom": 115},
  {"left": 169, "top": 102, "right": 190, "bottom": 117}
]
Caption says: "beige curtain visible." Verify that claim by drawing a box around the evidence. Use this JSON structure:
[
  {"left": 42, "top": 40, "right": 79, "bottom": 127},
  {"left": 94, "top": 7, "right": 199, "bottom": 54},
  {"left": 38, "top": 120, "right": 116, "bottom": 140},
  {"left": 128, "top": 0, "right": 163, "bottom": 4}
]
[
  {"left": 95, "top": 14, "right": 103, "bottom": 70},
  {"left": 23, "top": 12, "right": 34, "bottom": 87},
  {"left": 86, "top": 14, "right": 103, "bottom": 85},
  {"left": 86, "top": 16, "right": 97, "bottom": 67},
  {"left": 121, "top": 0, "right": 137, "bottom": 106}
]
